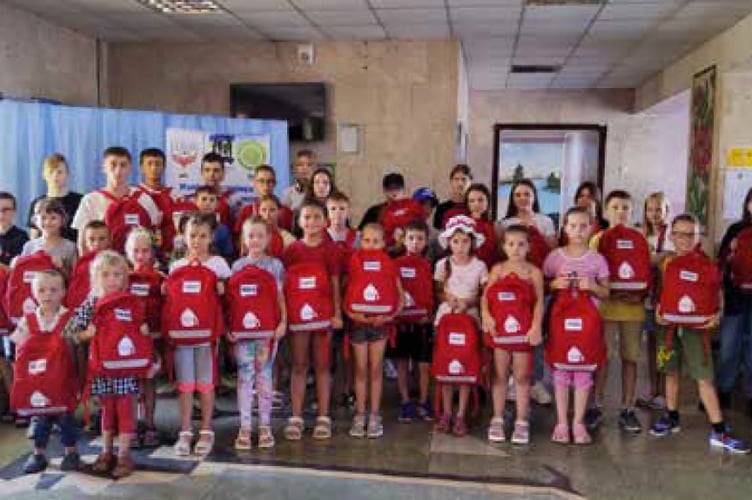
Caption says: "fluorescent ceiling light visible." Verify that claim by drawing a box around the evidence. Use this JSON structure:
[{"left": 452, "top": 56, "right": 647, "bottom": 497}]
[{"left": 136, "top": 0, "right": 220, "bottom": 14}]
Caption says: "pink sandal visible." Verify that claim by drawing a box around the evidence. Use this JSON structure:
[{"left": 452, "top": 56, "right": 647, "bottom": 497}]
[
  {"left": 435, "top": 414, "right": 451, "bottom": 433},
  {"left": 573, "top": 423, "right": 592, "bottom": 445},
  {"left": 551, "top": 423, "right": 570, "bottom": 444}
]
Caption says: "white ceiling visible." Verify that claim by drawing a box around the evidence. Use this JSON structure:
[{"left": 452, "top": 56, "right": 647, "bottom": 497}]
[{"left": 3, "top": 0, "right": 752, "bottom": 90}]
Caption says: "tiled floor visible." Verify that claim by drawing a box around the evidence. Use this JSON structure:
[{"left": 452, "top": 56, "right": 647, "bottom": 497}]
[{"left": 1, "top": 362, "right": 750, "bottom": 499}]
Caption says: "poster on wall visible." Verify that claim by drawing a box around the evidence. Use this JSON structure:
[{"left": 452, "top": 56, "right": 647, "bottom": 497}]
[
  {"left": 165, "top": 127, "right": 271, "bottom": 201},
  {"left": 687, "top": 65, "right": 717, "bottom": 228}
]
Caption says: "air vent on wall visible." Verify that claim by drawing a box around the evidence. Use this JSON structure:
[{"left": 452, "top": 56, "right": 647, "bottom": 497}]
[
  {"left": 525, "top": 0, "right": 603, "bottom": 5},
  {"left": 511, "top": 65, "right": 561, "bottom": 74}
]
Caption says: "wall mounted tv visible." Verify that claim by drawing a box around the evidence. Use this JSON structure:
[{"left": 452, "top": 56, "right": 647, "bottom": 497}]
[{"left": 230, "top": 83, "right": 326, "bottom": 142}]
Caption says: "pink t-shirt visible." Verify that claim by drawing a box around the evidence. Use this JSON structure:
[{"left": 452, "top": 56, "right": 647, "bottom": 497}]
[
  {"left": 542, "top": 248, "right": 609, "bottom": 282},
  {"left": 434, "top": 256, "right": 488, "bottom": 300}
]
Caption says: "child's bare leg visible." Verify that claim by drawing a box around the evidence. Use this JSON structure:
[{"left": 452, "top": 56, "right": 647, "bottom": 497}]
[
  {"left": 698, "top": 379, "right": 723, "bottom": 423},
  {"left": 290, "top": 332, "right": 311, "bottom": 417},
  {"left": 418, "top": 362, "right": 430, "bottom": 405},
  {"left": 492, "top": 349, "right": 511, "bottom": 419},
  {"left": 199, "top": 391, "right": 214, "bottom": 431},
  {"left": 573, "top": 387, "right": 591, "bottom": 425},
  {"left": 555, "top": 384, "right": 570, "bottom": 426},
  {"left": 512, "top": 352, "right": 531, "bottom": 422},
  {"left": 179, "top": 392, "right": 193, "bottom": 432},
  {"left": 457, "top": 386, "right": 470, "bottom": 419},
  {"left": 352, "top": 342, "right": 368, "bottom": 415},
  {"left": 665, "top": 372, "right": 680, "bottom": 410},
  {"left": 312, "top": 332, "right": 332, "bottom": 417},
  {"left": 396, "top": 359, "right": 410, "bottom": 403},
  {"left": 442, "top": 385, "right": 453, "bottom": 417},
  {"left": 144, "top": 379, "right": 156, "bottom": 429},
  {"left": 368, "top": 338, "right": 387, "bottom": 415}
]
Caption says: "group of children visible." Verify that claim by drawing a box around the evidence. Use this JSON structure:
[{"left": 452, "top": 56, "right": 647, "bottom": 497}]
[{"left": 0, "top": 147, "right": 750, "bottom": 481}]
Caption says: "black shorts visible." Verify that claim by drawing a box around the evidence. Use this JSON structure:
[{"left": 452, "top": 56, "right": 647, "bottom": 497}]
[{"left": 389, "top": 322, "right": 433, "bottom": 363}]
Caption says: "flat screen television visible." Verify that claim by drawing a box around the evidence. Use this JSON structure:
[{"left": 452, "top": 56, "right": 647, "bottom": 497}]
[{"left": 230, "top": 83, "right": 326, "bottom": 142}]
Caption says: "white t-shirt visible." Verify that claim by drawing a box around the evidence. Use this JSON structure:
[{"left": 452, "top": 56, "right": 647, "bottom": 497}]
[
  {"left": 169, "top": 255, "right": 232, "bottom": 280},
  {"left": 71, "top": 187, "right": 162, "bottom": 232},
  {"left": 434, "top": 256, "right": 488, "bottom": 300},
  {"left": 281, "top": 185, "right": 306, "bottom": 212},
  {"left": 499, "top": 213, "right": 556, "bottom": 238}
]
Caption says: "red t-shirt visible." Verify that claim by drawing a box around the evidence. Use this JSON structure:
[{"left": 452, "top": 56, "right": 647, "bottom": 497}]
[
  {"left": 283, "top": 238, "right": 342, "bottom": 277},
  {"left": 234, "top": 199, "right": 294, "bottom": 234}
]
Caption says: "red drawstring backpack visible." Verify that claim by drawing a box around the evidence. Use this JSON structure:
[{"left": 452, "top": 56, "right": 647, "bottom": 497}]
[
  {"left": 89, "top": 292, "right": 153, "bottom": 378},
  {"left": 658, "top": 250, "right": 721, "bottom": 361},
  {"left": 162, "top": 261, "right": 224, "bottom": 346},
  {"left": 4, "top": 251, "right": 57, "bottom": 325},
  {"left": 440, "top": 206, "right": 469, "bottom": 229},
  {"left": 226, "top": 264, "right": 281, "bottom": 342},
  {"left": 129, "top": 266, "right": 164, "bottom": 338},
  {"left": 545, "top": 277, "right": 605, "bottom": 372},
  {"left": 11, "top": 311, "right": 78, "bottom": 417},
  {"left": 394, "top": 254, "right": 434, "bottom": 323},
  {"left": 484, "top": 273, "right": 536, "bottom": 351},
  {"left": 99, "top": 190, "right": 153, "bottom": 252},
  {"left": 597, "top": 224, "right": 651, "bottom": 294},
  {"left": 344, "top": 249, "right": 401, "bottom": 318},
  {"left": 64, "top": 250, "right": 99, "bottom": 310},
  {"left": 285, "top": 262, "right": 334, "bottom": 333},
  {"left": 0, "top": 266, "right": 11, "bottom": 336},
  {"left": 473, "top": 218, "right": 500, "bottom": 269},
  {"left": 380, "top": 199, "right": 424, "bottom": 246},
  {"left": 729, "top": 226, "right": 752, "bottom": 292},
  {"left": 526, "top": 225, "right": 551, "bottom": 268}
]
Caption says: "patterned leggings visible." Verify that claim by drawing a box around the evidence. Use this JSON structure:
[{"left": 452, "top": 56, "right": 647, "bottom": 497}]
[{"left": 235, "top": 340, "right": 277, "bottom": 427}]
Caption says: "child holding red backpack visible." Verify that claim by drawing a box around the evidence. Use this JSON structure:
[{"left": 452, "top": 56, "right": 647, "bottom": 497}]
[
  {"left": 228, "top": 216, "right": 287, "bottom": 449},
  {"left": 433, "top": 215, "right": 488, "bottom": 436},
  {"left": 62, "top": 251, "right": 151, "bottom": 478},
  {"left": 166, "top": 213, "right": 230, "bottom": 457},
  {"left": 650, "top": 214, "right": 749, "bottom": 453},
  {"left": 543, "top": 207, "right": 609, "bottom": 445},
  {"left": 10, "top": 270, "right": 80, "bottom": 474},
  {"left": 282, "top": 200, "right": 342, "bottom": 441},
  {"left": 345, "top": 224, "right": 403, "bottom": 439},
  {"left": 482, "top": 225, "right": 544, "bottom": 444},
  {"left": 591, "top": 190, "right": 651, "bottom": 433}
]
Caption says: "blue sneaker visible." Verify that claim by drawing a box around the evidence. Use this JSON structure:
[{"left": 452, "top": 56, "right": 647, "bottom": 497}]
[
  {"left": 398, "top": 402, "right": 416, "bottom": 423},
  {"left": 709, "top": 430, "right": 751, "bottom": 454},
  {"left": 650, "top": 415, "right": 681, "bottom": 437},
  {"left": 417, "top": 401, "right": 434, "bottom": 422}
]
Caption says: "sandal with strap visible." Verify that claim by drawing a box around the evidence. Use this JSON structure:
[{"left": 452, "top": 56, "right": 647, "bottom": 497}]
[
  {"left": 258, "top": 425, "right": 275, "bottom": 449},
  {"left": 488, "top": 417, "right": 506, "bottom": 443},
  {"left": 173, "top": 431, "right": 193, "bottom": 457},
  {"left": 194, "top": 430, "right": 215, "bottom": 456},
  {"left": 284, "top": 417, "right": 304, "bottom": 441},
  {"left": 234, "top": 427, "right": 252, "bottom": 451},
  {"left": 111, "top": 456, "right": 135, "bottom": 480},
  {"left": 435, "top": 414, "right": 451, "bottom": 434},
  {"left": 551, "top": 423, "right": 570, "bottom": 444},
  {"left": 573, "top": 423, "right": 592, "bottom": 445},
  {"left": 90, "top": 451, "right": 117, "bottom": 474},
  {"left": 312, "top": 416, "right": 332, "bottom": 440},
  {"left": 452, "top": 417, "right": 468, "bottom": 437}
]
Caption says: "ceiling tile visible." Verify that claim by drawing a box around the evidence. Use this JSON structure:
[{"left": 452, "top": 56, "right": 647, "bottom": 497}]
[
  {"left": 324, "top": 25, "right": 386, "bottom": 39},
  {"left": 218, "top": 0, "right": 292, "bottom": 10},
  {"left": 235, "top": 10, "right": 311, "bottom": 27},
  {"left": 305, "top": 9, "right": 376, "bottom": 26},
  {"left": 291, "top": 0, "right": 369, "bottom": 10},
  {"left": 101, "top": 12, "right": 182, "bottom": 30},
  {"left": 523, "top": 4, "right": 600, "bottom": 22},
  {"left": 386, "top": 23, "right": 450, "bottom": 38},
  {"left": 370, "top": 0, "right": 445, "bottom": 6},
  {"left": 516, "top": 34, "right": 580, "bottom": 50},
  {"left": 449, "top": 0, "right": 522, "bottom": 6},
  {"left": 587, "top": 19, "right": 658, "bottom": 38},
  {"left": 262, "top": 25, "right": 325, "bottom": 40},
  {"left": 453, "top": 20, "right": 519, "bottom": 37},
  {"left": 596, "top": 1, "right": 683, "bottom": 21},
  {"left": 67, "top": 0, "right": 150, "bottom": 14},
  {"left": 450, "top": 7, "right": 520, "bottom": 23},
  {"left": 549, "top": 77, "right": 601, "bottom": 89},
  {"left": 513, "top": 55, "right": 567, "bottom": 66},
  {"left": 506, "top": 72, "right": 555, "bottom": 89},
  {"left": 375, "top": 8, "right": 447, "bottom": 24},
  {"left": 520, "top": 18, "right": 593, "bottom": 37}
]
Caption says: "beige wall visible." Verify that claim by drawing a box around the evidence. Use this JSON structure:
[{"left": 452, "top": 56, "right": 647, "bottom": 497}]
[
  {"left": 0, "top": 3, "right": 99, "bottom": 106},
  {"left": 107, "top": 40, "right": 459, "bottom": 221},
  {"left": 636, "top": 12, "right": 752, "bottom": 111}
]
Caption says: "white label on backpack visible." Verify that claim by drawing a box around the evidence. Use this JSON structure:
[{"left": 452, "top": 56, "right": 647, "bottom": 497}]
[
  {"left": 28, "top": 359, "right": 47, "bottom": 375},
  {"left": 299, "top": 277, "right": 316, "bottom": 290},
  {"left": 30, "top": 391, "right": 49, "bottom": 408},
  {"left": 616, "top": 239, "right": 634, "bottom": 250},
  {"left": 618, "top": 261, "right": 635, "bottom": 279},
  {"left": 22, "top": 297, "right": 36, "bottom": 315},
  {"left": 124, "top": 213, "right": 140, "bottom": 226},
  {"left": 117, "top": 336, "right": 135, "bottom": 357},
  {"left": 114, "top": 308, "right": 133, "bottom": 322},
  {"left": 448, "top": 359, "right": 463, "bottom": 375},
  {"left": 678, "top": 295, "right": 695, "bottom": 313},
  {"left": 679, "top": 270, "right": 698, "bottom": 282},
  {"left": 23, "top": 271, "right": 36, "bottom": 284},
  {"left": 364, "top": 261, "right": 381, "bottom": 272},
  {"left": 130, "top": 283, "right": 149, "bottom": 296},
  {"left": 400, "top": 267, "right": 416, "bottom": 279},
  {"left": 448, "top": 332, "right": 466, "bottom": 346},
  {"left": 240, "top": 284, "right": 258, "bottom": 297},
  {"left": 404, "top": 292, "right": 415, "bottom": 307},
  {"left": 363, "top": 283, "right": 380, "bottom": 302},
  {"left": 180, "top": 308, "right": 199, "bottom": 327},
  {"left": 564, "top": 318, "right": 583, "bottom": 331},
  {"left": 182, "top": 280, "right": 201, "bottom": 294},
  {"left": 243, "top": 311, "right": 261, "bottom": 329},
  {"left": 497, "top": 292, "right": 516, "bottom": 301},
  {"left": 567, "top": 347, "right": 584, "bottom": 363},
  {"left": 504, "top": 315, "right": 521, "bottom": 333},
  {"left": 394, "top": 209, "right": 407, "bottom": 217},
  {"left": 300, "top": 303, "right": 316, "bottom": 321}
]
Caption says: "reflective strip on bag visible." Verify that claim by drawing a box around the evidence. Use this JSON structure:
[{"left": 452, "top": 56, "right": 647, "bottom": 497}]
[
  {"left": 662, "top": 313, "right": 711, "bottom": 324},
  {"left": 553, "top": 362, "right": 598, "bottom": 372},
  {"left": 289, "top": 320, "right": 331, "bottom": 332},
  {"left": 435, "top": 374, "right": 477, "bottom": 384},
  {"left": 610, "top": 282, "right": 648, "bottom": 291},
  {"left": 103, "top": 358, "right": 150, "bottom": 370},
  {"left": 232, "top": 330, "right": 275, "bottom": 340},
  {"left": 350, "top": 303, "right": 394, "bottom": 313},
  {"left": 493, "top": 335, "right": 528, "bottom": 345},
  {"left": 168, "top": 329, "right": 212, "bottom": 339}
]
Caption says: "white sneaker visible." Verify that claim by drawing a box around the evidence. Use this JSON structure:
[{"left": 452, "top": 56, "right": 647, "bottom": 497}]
[
  {"left": 384, "top": 360, "right": 398, "bottom": 380},
  {"left": 531, "top": 381, "right": 552, "bottom": 405},
  {"left": 506, "top": 378, "right": 516, "bottom": 402}
]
